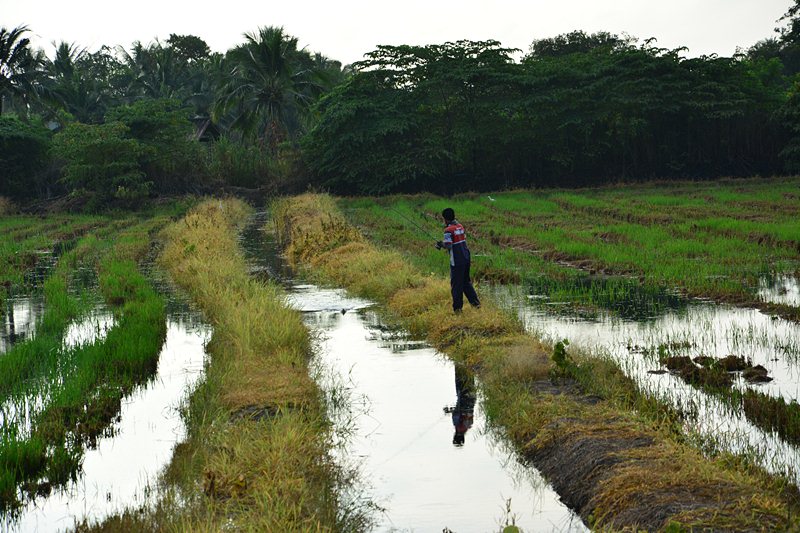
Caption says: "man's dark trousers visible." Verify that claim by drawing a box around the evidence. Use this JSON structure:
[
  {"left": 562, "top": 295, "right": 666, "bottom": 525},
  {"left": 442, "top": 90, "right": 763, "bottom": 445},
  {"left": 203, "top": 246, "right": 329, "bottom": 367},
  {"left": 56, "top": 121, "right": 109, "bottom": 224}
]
[{"left": 450, "top": 262, "right": 480, "bottom": 311}]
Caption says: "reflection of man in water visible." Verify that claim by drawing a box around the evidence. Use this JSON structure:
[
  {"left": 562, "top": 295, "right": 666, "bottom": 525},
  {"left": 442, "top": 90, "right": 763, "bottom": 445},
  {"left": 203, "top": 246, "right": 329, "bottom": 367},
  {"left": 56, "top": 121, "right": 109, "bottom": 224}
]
[{"left": 450, "top": 365, "right": 476, "bottom": 446}]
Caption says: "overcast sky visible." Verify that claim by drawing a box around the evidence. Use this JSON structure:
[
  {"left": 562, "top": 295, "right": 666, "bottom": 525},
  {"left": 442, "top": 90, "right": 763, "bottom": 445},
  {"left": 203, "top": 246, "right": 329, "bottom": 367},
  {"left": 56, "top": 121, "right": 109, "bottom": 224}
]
[{"left": 2, "top": 0, "right": 793, "bottom": 64}]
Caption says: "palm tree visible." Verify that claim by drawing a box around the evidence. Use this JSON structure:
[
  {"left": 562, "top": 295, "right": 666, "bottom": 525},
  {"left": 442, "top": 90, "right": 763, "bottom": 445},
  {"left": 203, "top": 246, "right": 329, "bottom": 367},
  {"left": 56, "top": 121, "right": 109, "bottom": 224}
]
[
  {"left": 212, "top": 26, "right": 326, "bottom": 149},
  {"left": 0, "top": 25, "right": 43, "bottom": 115},
  {"left": 117, "top": 41, "right": 184, "bottom": 100},
  {"left": 43, "top": 41, "right": 108, "bottom": 122}
]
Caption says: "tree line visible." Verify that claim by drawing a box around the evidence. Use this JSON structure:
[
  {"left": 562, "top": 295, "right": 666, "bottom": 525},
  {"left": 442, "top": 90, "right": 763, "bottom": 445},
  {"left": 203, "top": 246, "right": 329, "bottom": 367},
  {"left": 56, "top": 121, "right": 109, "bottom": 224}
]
[{"left": 2, "top": 2, "right": 800, "bottom": 205}]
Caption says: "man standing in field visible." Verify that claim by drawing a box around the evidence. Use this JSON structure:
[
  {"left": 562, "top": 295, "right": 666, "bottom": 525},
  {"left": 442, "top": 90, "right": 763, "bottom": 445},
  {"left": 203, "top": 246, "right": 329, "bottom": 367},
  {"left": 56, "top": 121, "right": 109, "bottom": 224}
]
[{"left": 436, "top": 208, "right": 481, "bottom": 313}]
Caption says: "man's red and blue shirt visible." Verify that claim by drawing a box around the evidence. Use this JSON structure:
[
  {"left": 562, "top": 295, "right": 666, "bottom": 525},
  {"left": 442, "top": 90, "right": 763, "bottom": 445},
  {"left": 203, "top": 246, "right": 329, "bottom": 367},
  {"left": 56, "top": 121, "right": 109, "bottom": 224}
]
[{"left": 443, "top": 220, "right": 471, "bottom": 267}]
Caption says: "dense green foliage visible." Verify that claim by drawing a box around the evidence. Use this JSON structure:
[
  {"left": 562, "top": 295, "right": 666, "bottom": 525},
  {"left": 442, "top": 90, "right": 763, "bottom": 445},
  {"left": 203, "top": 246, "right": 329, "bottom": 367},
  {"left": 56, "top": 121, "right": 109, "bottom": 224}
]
[
  {"left": 305, "top": 37, "right": 790, "bottom": 193},
  {"left": 0, "top": 115, "right": 51, "bottom": 198},
  {"left": 3, "top": 3, "right": 800, "bottom": 203},
  {"left": 105, "top": 98, "right": 203, "bottom": 192},
  {"left": 51, "top": 121, "right": 147, "bottom": 206},
  {"left": 213, "top": 27, "right": 341, "bottom": 149}
]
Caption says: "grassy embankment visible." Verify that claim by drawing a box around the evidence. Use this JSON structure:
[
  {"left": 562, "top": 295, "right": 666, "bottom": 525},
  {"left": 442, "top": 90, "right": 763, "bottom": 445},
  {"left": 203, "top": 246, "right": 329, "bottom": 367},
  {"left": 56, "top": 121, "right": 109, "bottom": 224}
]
[
  {"left": 116, "top": 198, "right": 347, "bottom": 531},
  {"left": 0, "top": 215, "right": 169, "bottom": 512},
  {"left": 340, "top": 177, "right": 800, "bottom": 320},
  {"left": 274, "top": 193, "right": 800, "bottom": 531}
]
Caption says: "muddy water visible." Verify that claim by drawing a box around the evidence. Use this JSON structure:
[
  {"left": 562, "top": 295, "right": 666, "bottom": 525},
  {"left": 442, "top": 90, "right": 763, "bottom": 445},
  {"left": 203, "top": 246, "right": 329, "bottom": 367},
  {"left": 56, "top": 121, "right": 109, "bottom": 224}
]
[
  {"left": 491, "top": 285, "right": 800, "bottom": 484},
  {"left": 241, "top": 216, "right": 586, "bottom": 532},
  {"left": 2, "top": 297, "right": 210, "bottom": 532}
]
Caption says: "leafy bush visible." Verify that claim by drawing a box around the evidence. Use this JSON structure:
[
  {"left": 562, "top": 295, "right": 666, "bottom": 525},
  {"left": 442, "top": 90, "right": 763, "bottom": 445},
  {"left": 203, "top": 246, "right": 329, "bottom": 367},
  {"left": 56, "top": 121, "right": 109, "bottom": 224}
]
[
  {"left": 0, "top": 197, "right": 15, "bottom": 215},
  {"left": 105, "top": 98, "right": 205, "bottom": 192},
  {"left": 52, "top": 121, "right": 149, "bottom": 207},
  {"left": 0, "top": 115, "right": 52, "bottom": 199},
  {"left": 206, "top": 137, "right": 278, "bottom": 188}
]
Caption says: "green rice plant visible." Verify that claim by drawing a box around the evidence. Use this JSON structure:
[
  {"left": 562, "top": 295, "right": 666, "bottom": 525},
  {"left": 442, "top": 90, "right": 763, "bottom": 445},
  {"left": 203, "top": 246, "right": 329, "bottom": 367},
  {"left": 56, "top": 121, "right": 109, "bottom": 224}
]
[
  {"left": 740, "top": 391, "right": 800, "bottom": 447},
  {"left": 0, "top": 218, "right": 170, "bottom": 511},
  {"left": 0, "top": 271, "right": 85, "bottom": 398},
  {"left": 340, "top": 178, "right": 800, "bottom": 317}
]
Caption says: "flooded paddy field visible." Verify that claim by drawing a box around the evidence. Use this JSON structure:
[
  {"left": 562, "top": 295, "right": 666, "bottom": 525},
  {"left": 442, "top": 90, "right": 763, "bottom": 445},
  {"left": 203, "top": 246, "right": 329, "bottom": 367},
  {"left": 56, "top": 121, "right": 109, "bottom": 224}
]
[
  {"left": 491, "top": 283, "right": 800, "bottom": 483},
  {"left": 1, "top": 179, "right": 796, "bottom": 531},
  {"left": 0, "top": 209, "right": 210, "bottom": 532},
  {"left": 2, "top": 316, "right": 209, "bottom": 532},
  {"left": 340, "top": 177, "right": 800, "bottom": 312},
  {"left": 339, "top": 179, "right": 800, "bottom": 496},
  {"left": 241, "top": 215, "right": 586, "bottom": 531}
]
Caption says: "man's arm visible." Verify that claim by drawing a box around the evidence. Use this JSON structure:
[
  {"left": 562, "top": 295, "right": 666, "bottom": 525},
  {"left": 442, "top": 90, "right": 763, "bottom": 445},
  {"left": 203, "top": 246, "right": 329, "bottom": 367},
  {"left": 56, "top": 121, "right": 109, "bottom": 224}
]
[{"left": 442, "top": 228, "right": 453, "bottom": 250}]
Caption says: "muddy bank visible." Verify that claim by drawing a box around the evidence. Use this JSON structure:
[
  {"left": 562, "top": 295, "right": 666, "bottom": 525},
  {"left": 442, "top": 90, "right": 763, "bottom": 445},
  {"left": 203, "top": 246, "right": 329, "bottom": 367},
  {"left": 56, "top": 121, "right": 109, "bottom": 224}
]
[{"left": 523, "top": 383, "right": 795, "bottom": 530}]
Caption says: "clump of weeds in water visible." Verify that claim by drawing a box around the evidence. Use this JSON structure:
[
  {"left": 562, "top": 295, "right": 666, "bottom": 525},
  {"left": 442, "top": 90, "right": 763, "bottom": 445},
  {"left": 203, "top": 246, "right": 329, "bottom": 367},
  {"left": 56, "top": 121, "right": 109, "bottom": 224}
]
[
  {"left": 653, "top": 343, "right": 800, "bottom": 452},
  {"left": 550, "top": 339, "right": 576, "bottom": 379},
  {"left": 739, "top": 391, "right": 800, "bottom": 447}
]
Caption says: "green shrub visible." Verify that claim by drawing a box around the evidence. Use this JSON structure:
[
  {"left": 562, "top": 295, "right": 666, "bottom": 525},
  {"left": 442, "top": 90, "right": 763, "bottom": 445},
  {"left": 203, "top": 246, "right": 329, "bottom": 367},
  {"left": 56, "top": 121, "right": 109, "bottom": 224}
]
[
  {"left": 0, "top": 196, "right": 15, "bottom": 215},
  {"left": 207, "top": 136, "right": 276, "bottom": 188},
  {"left": 105, "top": 98, "right": 205, "bottom": 193},
  {"left": 52, "top": 121, "right": 149, "bottom": 207},
  {"left": 0, "top": 115, "right": 52, "bottom": 199}
]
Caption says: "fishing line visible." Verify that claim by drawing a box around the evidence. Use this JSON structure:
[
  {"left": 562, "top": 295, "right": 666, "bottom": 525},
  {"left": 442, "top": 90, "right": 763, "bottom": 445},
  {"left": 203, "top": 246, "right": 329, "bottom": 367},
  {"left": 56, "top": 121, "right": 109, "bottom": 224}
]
[
  {"left": 387, "top": 205, "right": 493, "bottom": 258},
  {"left": 387, "top": 206, "right": 441, "bottom": 242}
]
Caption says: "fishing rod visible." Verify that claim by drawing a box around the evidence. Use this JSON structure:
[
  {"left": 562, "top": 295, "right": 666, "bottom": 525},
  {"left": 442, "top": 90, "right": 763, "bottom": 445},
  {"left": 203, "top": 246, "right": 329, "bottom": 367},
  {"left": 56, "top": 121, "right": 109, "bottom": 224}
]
[
  {"left": 387, "top": 206, "right": 442, "bottom": 243},
  {"left": 387, "top": 205, "right": 492, "bottom": 257}
]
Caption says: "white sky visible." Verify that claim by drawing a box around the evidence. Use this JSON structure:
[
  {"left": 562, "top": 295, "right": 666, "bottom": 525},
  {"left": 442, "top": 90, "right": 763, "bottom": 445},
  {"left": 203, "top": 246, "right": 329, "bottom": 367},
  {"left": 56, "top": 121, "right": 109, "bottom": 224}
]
[{"left": 1, "top": 0, "right": 793, "bottom": 64}]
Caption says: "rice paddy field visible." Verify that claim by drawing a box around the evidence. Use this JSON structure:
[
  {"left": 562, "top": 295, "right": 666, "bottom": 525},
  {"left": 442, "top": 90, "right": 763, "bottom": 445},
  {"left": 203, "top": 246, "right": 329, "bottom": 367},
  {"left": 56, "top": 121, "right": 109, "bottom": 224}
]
[
  {"left": 0, "top": 205, "right": 202, "bottom": 524},
  {"left": 337, "top": 177, "right": 800, "bottom": 490},
  {"left": 340, "top": 177, "right": 800, "bottom": 317},
  {"left": 1, "top": 176, "right": 799, "bottom": 531}
]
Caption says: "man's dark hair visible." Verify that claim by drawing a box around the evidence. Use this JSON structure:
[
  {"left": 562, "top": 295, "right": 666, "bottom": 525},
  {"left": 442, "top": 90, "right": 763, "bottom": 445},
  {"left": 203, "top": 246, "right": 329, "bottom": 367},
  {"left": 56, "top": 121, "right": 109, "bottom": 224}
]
[{"left": 442, "top": 208, "right": 455, "bottom": 222}]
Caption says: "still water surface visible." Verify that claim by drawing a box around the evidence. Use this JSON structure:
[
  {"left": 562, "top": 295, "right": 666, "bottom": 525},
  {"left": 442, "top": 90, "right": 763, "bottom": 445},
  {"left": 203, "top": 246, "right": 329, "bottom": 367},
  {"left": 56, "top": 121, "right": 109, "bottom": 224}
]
[
  {"left": 292, "top": 288, "right": 585, "bottom": 532},
  {"left": 1, "top": 292, "right": 209, "bottom": 532},
  {"left": 240, "top": 217, "right": 585, "bottom": 532}
]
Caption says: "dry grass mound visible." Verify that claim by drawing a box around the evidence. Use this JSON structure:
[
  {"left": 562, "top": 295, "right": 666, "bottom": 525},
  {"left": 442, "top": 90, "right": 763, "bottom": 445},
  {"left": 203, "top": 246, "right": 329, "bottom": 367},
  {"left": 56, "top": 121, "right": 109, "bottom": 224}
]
[{"left": 156, "top": 198, "right": 343, "bottom": 531}]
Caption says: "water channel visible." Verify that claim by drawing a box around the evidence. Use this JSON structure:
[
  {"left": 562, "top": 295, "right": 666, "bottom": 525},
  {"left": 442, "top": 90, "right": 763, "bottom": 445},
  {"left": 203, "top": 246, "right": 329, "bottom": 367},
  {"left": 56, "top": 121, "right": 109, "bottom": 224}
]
[{"left": 241, "top": 215, "right": 586, "bottom": 532}]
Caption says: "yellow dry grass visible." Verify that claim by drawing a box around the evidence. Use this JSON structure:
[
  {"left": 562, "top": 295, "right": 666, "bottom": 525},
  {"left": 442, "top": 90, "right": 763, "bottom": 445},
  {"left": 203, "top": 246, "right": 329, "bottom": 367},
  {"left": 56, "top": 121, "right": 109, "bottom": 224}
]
[{"left": 154, "top": 198, "right": 340, "bottom": 531}]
